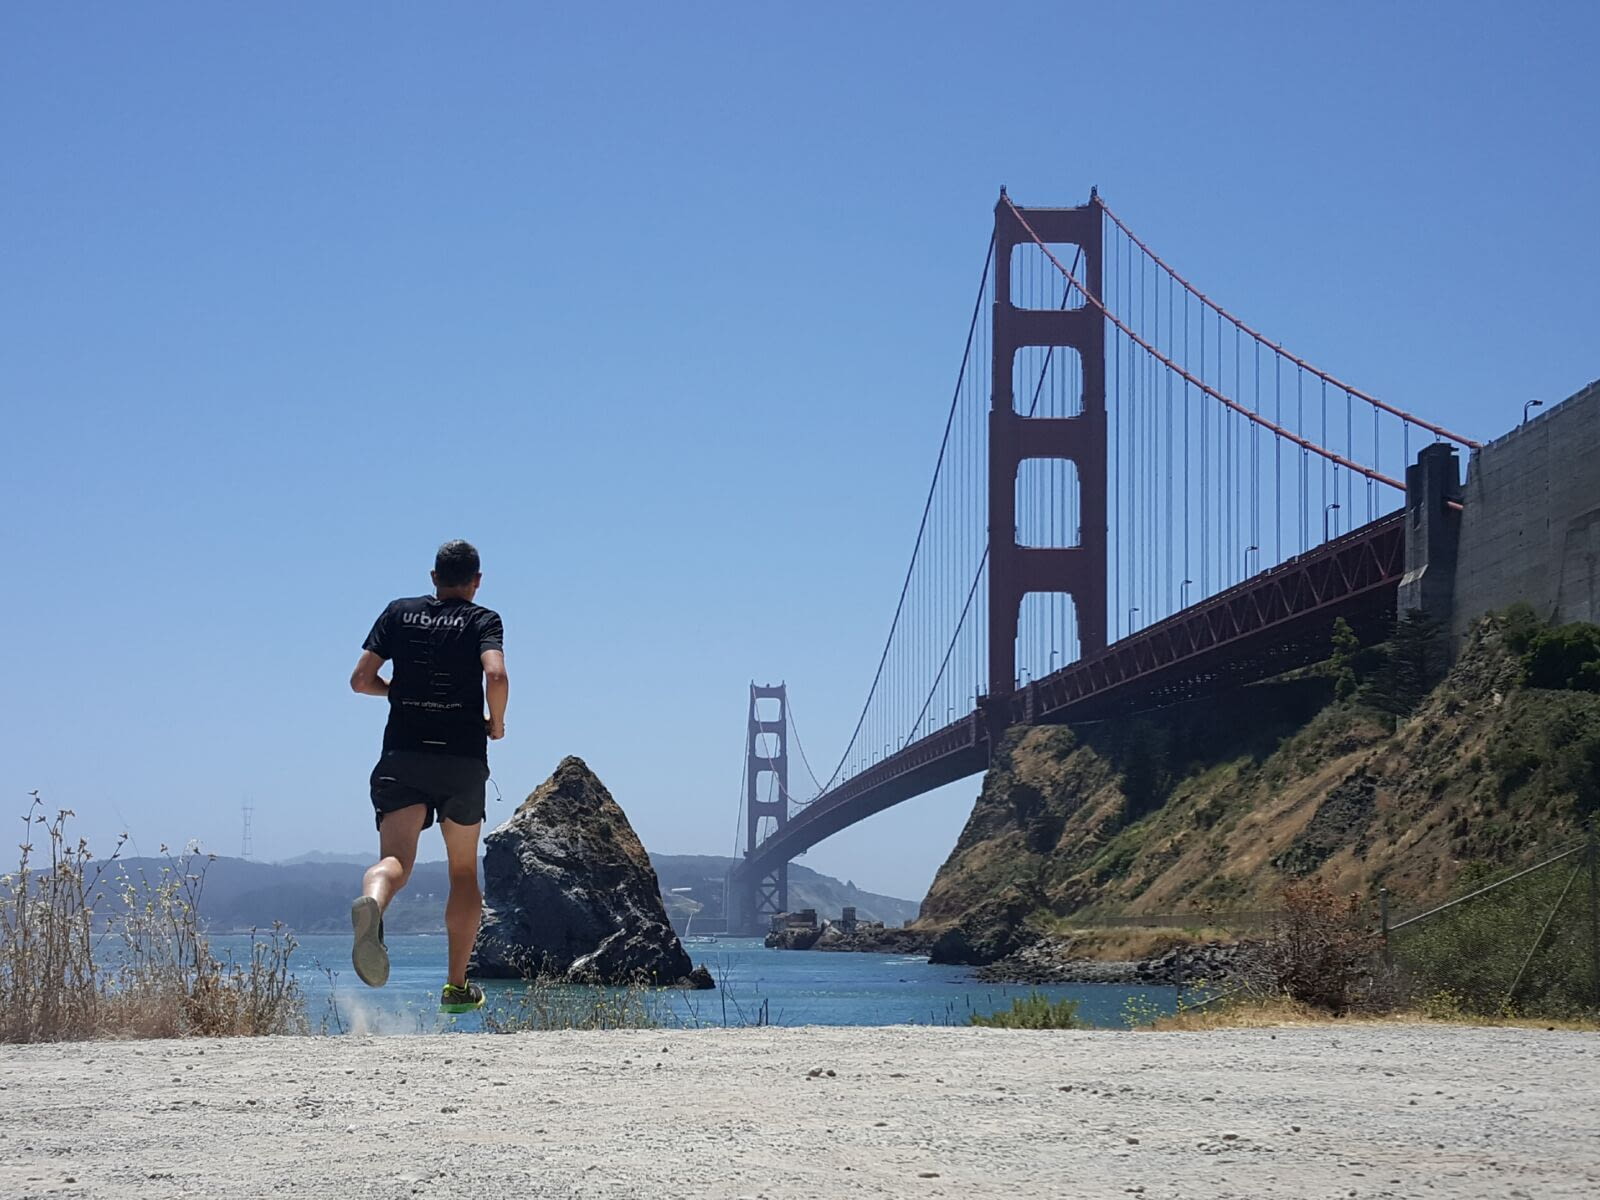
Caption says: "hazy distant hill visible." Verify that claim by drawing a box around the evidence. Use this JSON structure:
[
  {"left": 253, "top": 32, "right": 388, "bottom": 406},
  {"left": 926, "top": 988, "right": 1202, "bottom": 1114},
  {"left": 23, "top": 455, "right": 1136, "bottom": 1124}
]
[
  {"left": 650, "top": 854, "right": 919, "bottom": 927},
  {"left": 99, "top": 854, "right": 453, "bottom": 935},
  {"left": 89, "top": 851, "right": 916, "bottom": 934},
  {"left": 274, "top": 850, "right": 376, "bottom": 868}
]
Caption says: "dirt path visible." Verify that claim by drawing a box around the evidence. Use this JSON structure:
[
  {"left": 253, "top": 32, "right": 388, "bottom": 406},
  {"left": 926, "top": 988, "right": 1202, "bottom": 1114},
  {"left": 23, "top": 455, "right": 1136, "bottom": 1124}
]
[{"left": 2, "top": 1025, "right": 1595, "bottom": 1198}]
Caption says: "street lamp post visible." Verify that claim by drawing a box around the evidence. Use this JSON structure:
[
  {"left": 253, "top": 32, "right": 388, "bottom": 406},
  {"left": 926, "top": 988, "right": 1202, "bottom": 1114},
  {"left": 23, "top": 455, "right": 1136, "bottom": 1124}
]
[
  {"left": 1243, "top": 544, "right": 1259, "bottom": 578},
  {"left": 1181, "top": 578, "right": 1193, "bottom": 607},
  {"left": 1323, "top": 502, "right": 1341, "bottom": 543},
  {"left": 1128, "top": 606, "right": 1141, "bottom": 634},
  {"left": 1523, "top": 398, "right": 1543, "bottom": 425}
]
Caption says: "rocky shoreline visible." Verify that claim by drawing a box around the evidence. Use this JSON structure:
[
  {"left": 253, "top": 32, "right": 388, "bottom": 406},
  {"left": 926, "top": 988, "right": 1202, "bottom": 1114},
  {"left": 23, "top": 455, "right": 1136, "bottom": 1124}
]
[
  {"left": 972, "top": 937, "right": 1249, "bottom": 986},
  {"left": 763, "top": 921, "right": 1247, "bottom": 986},
  {"left": 765, "top": 924, "right": 935, "bottom": 955}
]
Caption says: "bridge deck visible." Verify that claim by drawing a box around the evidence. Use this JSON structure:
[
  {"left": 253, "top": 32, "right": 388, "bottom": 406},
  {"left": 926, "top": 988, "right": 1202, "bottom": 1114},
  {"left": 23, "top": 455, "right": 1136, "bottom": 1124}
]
[{"left": 735, "top": 510, "right": 1405, "bottom": 885}]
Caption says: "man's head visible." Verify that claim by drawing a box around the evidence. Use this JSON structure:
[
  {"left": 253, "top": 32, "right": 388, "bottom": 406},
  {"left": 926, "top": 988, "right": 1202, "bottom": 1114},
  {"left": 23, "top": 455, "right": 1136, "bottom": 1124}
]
[{"left": 431, "top": 539, "right": 482, "bottom": 598}]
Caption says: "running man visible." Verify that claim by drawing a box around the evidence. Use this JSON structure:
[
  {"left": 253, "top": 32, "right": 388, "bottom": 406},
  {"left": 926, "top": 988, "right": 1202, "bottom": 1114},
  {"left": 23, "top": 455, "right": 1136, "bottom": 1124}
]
[{"left": 348, "top": 539, "right": 508, "bottom": 1014}]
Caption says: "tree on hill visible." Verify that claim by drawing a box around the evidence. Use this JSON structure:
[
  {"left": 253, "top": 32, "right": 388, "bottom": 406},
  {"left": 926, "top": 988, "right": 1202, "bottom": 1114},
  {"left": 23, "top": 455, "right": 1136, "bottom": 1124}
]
[
  {"left": 1366, "top": 609, "right": 1442, "bottom": 718},
  {"left": 1330, "top": 616, "right": 1360, "bottom": 700}
]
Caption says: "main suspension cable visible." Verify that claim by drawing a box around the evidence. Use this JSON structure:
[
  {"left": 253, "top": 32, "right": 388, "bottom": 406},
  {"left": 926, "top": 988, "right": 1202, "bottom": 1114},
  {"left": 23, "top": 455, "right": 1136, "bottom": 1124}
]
[
  {"left": 815, "top": 235, "right": 996, "bottom": 795},
  {"left": 903, "top": 245, "right": 1084, "bottom": 744},
  {"left": 1095, "top": 195, "right": 1480, "bottom": 449},
  {"left": 1004, "top": 196, "right": 1405, "bottom": 492}
]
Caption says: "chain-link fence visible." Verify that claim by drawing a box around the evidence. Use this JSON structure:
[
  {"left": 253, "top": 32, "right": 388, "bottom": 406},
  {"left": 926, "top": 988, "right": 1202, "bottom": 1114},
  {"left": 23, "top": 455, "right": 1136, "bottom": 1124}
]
[{"left": 1384, "top": 820, "right": 1600, "bottom": 1019}]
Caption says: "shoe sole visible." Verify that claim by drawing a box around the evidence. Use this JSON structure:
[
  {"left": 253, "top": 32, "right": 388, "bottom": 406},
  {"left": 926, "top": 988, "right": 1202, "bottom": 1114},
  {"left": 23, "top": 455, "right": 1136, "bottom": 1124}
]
[
  {"left": 440, "top": 988, "right": 486, "bottom": 1015},
  {"left": 350, "top": 896, "right": 389, "bottom": 988}
]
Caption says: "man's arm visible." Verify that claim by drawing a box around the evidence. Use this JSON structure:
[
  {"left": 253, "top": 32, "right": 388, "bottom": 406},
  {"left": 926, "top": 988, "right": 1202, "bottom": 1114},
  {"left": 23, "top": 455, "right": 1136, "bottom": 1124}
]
[
  {"left": 482, "top": 649, "right": 508, "bottom": 739},
  {"left": 350, "top": 650, "right": 390, "bottom": 697}
]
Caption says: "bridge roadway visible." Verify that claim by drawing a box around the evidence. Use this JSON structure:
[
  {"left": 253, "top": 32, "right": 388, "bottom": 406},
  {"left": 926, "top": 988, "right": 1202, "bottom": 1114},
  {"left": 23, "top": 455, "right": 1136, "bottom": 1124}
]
[{"left": 734, "top": 510, "right": 1406, "bottom": 889}]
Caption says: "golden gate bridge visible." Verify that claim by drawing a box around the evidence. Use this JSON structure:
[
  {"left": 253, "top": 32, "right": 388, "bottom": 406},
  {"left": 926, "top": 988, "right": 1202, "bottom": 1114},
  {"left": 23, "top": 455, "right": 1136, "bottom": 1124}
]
[{"left": 729, "top": 190, "right": 1480, "bottom": 931}]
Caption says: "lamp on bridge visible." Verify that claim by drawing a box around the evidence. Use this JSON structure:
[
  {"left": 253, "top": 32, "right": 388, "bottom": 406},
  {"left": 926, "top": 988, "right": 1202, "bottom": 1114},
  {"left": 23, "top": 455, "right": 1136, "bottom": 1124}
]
[
  {"left": 1181, "top": 579, "right": 1193, "bottom": 606},
  {"left": 1244, "top": 545, "right": 1259, "bottom": 578},
  {"left": 1323, "top": 502, "right": 1342, "bottom": 543},
  {"left": 1523, "top": 398, "right": 1543, "bottom": 425},
  {"left": 1128, "top": 606, "right": 1140, "bottom": 634}
]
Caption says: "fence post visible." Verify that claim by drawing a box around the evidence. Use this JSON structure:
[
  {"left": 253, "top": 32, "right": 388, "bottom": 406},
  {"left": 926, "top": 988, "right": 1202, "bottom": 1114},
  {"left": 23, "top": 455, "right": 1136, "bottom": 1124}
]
[
  {"left": 1588, "top": 816, "right": 1599, "bottom": 1012},
  {"left": 1379, "top": 887, "right": 1391, "bottom": 966}
]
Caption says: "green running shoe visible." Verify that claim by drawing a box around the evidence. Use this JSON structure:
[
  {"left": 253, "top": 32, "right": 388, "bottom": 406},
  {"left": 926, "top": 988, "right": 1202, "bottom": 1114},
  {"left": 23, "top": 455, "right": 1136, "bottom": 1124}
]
[{"left": 440, "top": 981, "right": 486, "bottom": 1014}]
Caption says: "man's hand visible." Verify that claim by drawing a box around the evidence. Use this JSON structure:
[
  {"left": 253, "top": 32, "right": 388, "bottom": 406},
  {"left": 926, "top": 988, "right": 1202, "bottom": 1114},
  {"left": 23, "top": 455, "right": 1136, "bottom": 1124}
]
[{"left": 486, "top": 717, "right": 506, "bottom": 741}]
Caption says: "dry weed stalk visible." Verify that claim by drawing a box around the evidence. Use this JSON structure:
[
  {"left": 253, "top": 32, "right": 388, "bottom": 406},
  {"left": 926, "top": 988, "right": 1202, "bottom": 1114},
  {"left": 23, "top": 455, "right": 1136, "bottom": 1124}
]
[{"left": 0, "top": 796, "right": 305, "bottom": 1042}]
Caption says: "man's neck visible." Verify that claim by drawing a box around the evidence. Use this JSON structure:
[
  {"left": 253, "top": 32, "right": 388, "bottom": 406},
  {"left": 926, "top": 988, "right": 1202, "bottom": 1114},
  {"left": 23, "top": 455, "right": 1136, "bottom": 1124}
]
[{"left": 434, "top": 587, "right": 474, "bottom": 603}]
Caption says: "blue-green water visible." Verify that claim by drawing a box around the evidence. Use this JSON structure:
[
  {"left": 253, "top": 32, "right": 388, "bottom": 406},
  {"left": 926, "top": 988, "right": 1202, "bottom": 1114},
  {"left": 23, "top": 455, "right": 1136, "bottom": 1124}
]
[{"left": 227, "top": 933, "right": 1180, "bottom": 1033}]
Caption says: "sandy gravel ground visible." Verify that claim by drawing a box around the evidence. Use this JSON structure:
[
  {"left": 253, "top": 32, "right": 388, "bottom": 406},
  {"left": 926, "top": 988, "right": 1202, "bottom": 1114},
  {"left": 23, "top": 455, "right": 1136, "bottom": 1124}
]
[{"left": 1, "top": 1025, "right": 1595, "bottom": 1199}]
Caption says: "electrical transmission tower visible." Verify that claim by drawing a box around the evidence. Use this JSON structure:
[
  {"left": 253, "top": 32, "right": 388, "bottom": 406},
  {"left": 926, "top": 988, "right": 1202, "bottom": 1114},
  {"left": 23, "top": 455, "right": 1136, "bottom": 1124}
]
[{"left": 240, "top": 802, "right": 254, "bottom": 860}]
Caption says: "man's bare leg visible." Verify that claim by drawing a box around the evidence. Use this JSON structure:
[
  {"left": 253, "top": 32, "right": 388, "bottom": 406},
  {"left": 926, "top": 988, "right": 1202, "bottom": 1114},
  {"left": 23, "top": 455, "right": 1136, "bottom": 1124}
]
[
  {"left": 351, "top": 805, "right": 428, "bottom": 988},
  {"left": 440, "top": 818, "right": 483, "bottom": 988},
  {"left": 363, "top": 804, "right": 428, "bottom": 910}
]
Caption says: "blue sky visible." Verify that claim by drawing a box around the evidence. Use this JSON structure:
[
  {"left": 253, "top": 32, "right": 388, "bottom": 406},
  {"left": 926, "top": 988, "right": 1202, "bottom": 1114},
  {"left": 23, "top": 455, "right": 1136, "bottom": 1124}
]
[{"left": 3, "top": 3, "right": 1597, "bottom": 900}]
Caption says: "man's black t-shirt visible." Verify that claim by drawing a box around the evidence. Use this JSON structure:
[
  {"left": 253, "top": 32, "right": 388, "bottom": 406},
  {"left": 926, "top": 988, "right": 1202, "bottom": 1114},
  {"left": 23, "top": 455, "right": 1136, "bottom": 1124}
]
[{"left": 363, "top": 596, "right": 504, "bottom": 762}]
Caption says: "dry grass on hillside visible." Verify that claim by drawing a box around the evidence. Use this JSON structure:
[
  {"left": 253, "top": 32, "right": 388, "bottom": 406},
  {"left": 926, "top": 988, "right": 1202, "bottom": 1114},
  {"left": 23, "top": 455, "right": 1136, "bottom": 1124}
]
[
  {"left": 1039, "top": 925, "right": 1238, "bottom": 961},
  {"left": 929, "top": 616, "right": 1596, "bottom": 936}
]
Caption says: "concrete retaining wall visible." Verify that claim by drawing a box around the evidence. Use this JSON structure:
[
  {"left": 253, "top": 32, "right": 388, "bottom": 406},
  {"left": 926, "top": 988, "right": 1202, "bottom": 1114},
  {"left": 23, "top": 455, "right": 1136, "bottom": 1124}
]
[{"left": 1451, "top": 378, "right": 1600, "bottom": 643}]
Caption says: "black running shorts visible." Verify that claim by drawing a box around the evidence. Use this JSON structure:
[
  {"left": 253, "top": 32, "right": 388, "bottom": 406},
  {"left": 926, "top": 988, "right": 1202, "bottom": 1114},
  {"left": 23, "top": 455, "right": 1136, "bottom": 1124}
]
[{"left": 369, "top": 750, "right": 489, "bottom": 830}]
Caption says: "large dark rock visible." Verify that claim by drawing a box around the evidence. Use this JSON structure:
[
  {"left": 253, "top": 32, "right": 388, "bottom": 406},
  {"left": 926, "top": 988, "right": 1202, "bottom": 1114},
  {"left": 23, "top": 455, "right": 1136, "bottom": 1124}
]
[
  {"left": 471, "top": 756, "right": 707, "bottom": 987},
  {"left": 764, "top": 924, "right": 824, "bottom": 950},
  {"left": 927, "top": 885, "right": 1043, "bottom": 966}
]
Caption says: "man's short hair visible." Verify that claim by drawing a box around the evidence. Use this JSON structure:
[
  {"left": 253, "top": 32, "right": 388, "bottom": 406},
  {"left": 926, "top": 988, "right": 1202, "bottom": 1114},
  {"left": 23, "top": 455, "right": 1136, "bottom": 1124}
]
[{"left": 434, "top": 540, "right": 481, "bottom": 587}]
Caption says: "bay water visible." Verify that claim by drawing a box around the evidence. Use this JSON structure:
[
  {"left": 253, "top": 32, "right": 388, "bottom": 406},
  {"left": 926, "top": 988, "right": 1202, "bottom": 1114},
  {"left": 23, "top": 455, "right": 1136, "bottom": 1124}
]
[{"left": 219, "top": 933, "right": 1183, "bottom": 1034}]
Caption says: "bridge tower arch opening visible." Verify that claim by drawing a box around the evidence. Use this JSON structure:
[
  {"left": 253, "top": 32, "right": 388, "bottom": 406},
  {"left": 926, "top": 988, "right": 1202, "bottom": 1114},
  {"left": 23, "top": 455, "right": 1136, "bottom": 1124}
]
[{"left": 988, "top": 191, "right": 1107, "bottom": 703}]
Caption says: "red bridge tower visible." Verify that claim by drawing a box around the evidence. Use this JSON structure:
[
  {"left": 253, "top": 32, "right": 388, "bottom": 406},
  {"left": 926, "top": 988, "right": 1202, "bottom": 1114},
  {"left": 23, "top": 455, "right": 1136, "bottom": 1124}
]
[
  {"left": 987, "top": 191, "right": 1107, "bottom": 701},
  {"left": 730, "top": 682, "right": 789, "bottom": 933}
]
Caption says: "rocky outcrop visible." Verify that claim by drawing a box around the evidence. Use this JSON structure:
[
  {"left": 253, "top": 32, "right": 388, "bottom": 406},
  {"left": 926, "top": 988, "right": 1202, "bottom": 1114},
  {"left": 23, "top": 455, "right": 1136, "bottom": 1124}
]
[
  {"left": 927, "top": 885, "right": 1045, "bottom": 966},
  {"left": 912, "top": 615, "right": 1600, "bottom": 965},
  {"left": 472, "top": 756, "right": 712, "bottom": 988},
  {"left": 813, "top": 925, "right": 935, "bottom": 955},
  {"left": 762, "top": 924, "right": 936, "bottom": 955},
  {"left": 764, "top": 925, "right": 824, "bottom": 951}
]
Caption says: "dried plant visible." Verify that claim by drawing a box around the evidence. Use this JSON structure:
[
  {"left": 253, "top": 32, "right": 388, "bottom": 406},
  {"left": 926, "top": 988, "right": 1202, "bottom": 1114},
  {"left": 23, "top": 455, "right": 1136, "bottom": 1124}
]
[
  {"left": 1245, "top": 881, "right": 1380, "bottom": 1015},
  {"left": 0, "top": 796, "right": 304, "bottom": 1042}
]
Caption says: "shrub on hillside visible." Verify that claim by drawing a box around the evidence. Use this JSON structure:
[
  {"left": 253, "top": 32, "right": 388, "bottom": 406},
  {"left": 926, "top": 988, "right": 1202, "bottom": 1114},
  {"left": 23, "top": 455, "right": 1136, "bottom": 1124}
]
[
  {"left": 1483, "top": 693, "right": 1600, "bottom": 819},
  {"left": 1523, "top": 622, "right": 1600, "bottom": 693},
  {"left": 1247, "top": 881, "right": 1379, "bottom": 1015},
  {"left": 1500, "top": 602, "right": 1546, "bottom": 655},
  {"left": 1392, "top": 850, "right": 1600, "bottom": 1019}
]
